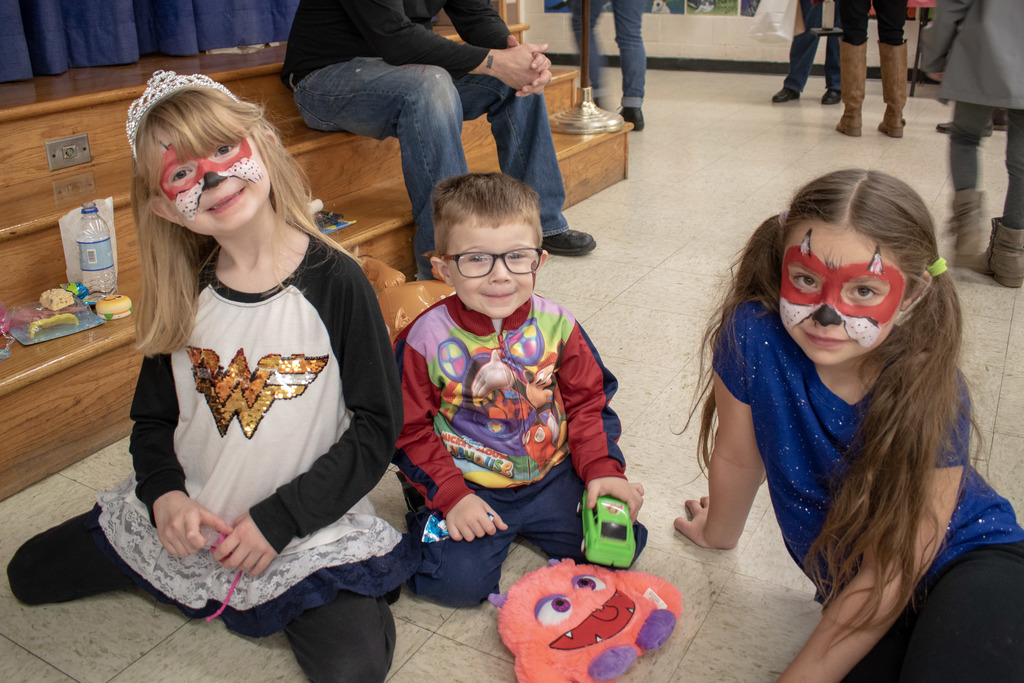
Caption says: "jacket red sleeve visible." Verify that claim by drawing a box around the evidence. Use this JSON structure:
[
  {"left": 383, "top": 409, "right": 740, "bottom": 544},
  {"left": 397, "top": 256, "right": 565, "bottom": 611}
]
[{"left": 557, "top": 322, "right": 628, "bottom": 485}]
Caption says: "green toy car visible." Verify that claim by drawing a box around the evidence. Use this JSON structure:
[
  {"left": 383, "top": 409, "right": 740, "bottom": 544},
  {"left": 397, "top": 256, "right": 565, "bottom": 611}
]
[{"left": 579, "top": 491, "right": 635, "bottom": 568}]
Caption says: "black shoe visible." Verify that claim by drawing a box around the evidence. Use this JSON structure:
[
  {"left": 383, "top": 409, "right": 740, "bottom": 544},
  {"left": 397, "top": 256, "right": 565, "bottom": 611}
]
[
  {"left": 621, "top": 106, "right": 644, "bottom": 131},
  {"left": 543, "top": 229, "right": 597, "bottom": 256},
  {"left": 821, "top": 89, "right": 841, "bottom": 105},
  {"left": 772, "top": 87, "right": 800, "bottom": 103},
  {"left": 936, "top": 121, "right": 993, "bottom": 137}
]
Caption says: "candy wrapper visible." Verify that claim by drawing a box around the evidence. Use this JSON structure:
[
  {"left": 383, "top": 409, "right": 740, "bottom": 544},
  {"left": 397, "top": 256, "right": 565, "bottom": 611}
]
[{"left": 421, "top": 512, "right": 493, "bottom": 543}]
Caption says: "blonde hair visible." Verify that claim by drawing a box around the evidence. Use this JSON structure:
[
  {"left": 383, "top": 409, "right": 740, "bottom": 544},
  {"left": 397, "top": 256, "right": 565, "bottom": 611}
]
[
  {"left": 694, "top": 169, "right": 968, "bottom": 631},
  {"left": 431, "top": 173, "right": 542, "bottom": 254},
  {"left": 130, "top": 87, "right": 348, "bottom": 355}
]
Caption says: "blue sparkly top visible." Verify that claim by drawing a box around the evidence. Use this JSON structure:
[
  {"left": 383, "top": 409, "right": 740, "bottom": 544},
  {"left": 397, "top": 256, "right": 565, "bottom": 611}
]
[{"left": 715, "top": 302, "right": 1024, "bottom": 588}]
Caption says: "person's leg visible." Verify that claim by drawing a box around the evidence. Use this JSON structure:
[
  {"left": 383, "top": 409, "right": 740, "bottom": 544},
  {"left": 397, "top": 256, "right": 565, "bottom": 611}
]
[
  {"left": 898, "top": 542, "right": 1024, "bottom": 680},
  {"left": 873, "top": 0, "right": 907, "bottom": 46},
  {"left": 7, "top": 511, "right": 134, "bottom": 605},
  {"left": 517, "top": 463, "right": 648, "bottom": 567},
  {"left": 837, "top": 0, "right": 871, "bottom": 46},
  {"left": 610, "top": 0, "right": 645, "bottom": 110},
  {"left": 989, "top": 109, "right": 1024, "bottom": 286},
  {"left": 1003, "top": 109, "right": 1024, "bottom": 230},
  {"left": 292, "top": 59, "right": 468, "bottom": 279},
  {"left": 283, "top": 591, "right": 396, "bottom": 683},
  {"left": 950, "top": 100, "right": 993, "bottom": 192},
  {"left": 570, "top": 0, "right": 605, "bottom": 97},
  {"left": 781, "top": 0, "right": 820, "bottom": 96},
  {"left": 403, "top": 497, "right": 520, "bottom": 607},
  {"left": 454, "top": 75, "right": 595, "bottom": 255}
]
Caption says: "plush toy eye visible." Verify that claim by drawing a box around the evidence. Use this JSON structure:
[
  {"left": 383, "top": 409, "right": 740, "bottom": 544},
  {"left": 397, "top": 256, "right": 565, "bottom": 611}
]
[
  {"left": 534, "top": 594, "right": 573, "bottom": 624},
  {"left": 572, "top": 574, "right": 606, "bottom": 591}
]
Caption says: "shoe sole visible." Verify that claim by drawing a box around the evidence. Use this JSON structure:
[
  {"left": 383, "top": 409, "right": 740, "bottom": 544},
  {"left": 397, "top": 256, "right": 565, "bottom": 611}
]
[{"left": 543, "top": 242, "right": 597, "bottom": 257}]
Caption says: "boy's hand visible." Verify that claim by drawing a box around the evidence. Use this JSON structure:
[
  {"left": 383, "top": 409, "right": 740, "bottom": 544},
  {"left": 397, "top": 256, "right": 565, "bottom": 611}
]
[
  {"left": 586, "top": 477, "right": 645, "bottom": 522},
  {"left": 445, "top": 494, "right": 508, "bottom": 541},
  {"left": 153, "top": 491, "right": 232, "bottom": 558},
  {"left": 212, "top": 513, "right": 278, "bottom": 577}
]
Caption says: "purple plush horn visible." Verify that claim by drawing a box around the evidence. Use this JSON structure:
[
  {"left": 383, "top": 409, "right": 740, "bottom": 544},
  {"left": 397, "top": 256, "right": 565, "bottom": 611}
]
[{"left": 488, "top": 593, "right": 507, "bottom": 608}]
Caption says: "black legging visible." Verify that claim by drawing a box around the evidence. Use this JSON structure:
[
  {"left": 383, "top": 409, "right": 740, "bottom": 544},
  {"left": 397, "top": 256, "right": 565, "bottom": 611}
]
[
  {"left": 845, "top": 540, "right": 1024, "bottom": 681},
  {"left": 8, "top": 511, "right": 397, "bottom": 682},
  {"left": 839, "top": 0, "right": 908, "bottom": 46}
]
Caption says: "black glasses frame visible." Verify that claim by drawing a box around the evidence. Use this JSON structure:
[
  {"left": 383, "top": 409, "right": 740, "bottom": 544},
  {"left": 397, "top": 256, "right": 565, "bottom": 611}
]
[{"left": 441, "top": 248, "right": 544, "bottom": 278}]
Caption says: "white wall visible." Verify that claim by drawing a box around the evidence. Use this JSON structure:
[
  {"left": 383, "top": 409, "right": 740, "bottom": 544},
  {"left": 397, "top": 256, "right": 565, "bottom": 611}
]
[{"left": 520, "top": 0, "right": 924, "bottom": 69}]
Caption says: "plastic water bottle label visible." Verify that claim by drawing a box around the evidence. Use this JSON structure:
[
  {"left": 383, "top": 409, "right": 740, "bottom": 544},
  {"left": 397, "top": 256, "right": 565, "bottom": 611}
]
[{"left": 78, "top": 237, "right": 113, "bottom": 272}]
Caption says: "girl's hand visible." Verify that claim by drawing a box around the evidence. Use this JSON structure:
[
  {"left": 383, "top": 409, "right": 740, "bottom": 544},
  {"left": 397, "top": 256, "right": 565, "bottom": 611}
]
[
  {"left": 153, "top": 491, "right": 232, "bottom": 558},
  {"left": 674, "top": 496, "right": 724, "bottom": 548},
  {"left": 212, "top": 514, "right": 278, "bottom": 577},
  {"left": 445, "top": 494, "right": 508, "bottom": 542},
  {"left": 586, "top": 477, "right": 645, "bottom": 521}
]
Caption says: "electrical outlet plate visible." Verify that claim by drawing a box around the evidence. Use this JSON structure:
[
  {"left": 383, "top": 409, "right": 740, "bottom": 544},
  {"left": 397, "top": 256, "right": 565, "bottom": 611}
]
[{"left": 45, "top": 133, "right": 92, "bottom": 171}]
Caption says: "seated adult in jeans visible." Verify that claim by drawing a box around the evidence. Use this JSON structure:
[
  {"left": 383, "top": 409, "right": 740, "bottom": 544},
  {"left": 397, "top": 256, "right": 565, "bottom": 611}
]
[
  {"left": 282, "top": 0, "right": 597, "bottom": 279},
  {"left": 771, "top": 0, "right": 842, "bottom": 105}
]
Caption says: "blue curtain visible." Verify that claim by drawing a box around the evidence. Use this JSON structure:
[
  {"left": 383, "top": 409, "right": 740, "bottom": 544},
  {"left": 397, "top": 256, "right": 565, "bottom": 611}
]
[{"left": 1, "top": 0, "right": 299, "bottom": 83}]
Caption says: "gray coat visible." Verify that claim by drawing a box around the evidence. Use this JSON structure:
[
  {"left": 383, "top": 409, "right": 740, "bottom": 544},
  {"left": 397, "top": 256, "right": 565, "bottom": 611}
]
[{"left": 920, "top": 0, "right": 1024, "bottom": 109}]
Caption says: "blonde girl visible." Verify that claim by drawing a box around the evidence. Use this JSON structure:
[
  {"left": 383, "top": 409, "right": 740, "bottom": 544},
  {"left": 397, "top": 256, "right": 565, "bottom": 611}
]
[
  {"left": 8, "top": 72, "right": 416, "bottom": 682},
  {"left": 675, "top": 169, "right": 1024, "bottom": 680}
]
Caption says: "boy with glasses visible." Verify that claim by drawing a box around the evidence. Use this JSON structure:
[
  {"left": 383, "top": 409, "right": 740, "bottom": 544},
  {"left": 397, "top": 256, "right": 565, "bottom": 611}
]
[{"left": 393, "top": 173, "right": 647, "bottom": 607}]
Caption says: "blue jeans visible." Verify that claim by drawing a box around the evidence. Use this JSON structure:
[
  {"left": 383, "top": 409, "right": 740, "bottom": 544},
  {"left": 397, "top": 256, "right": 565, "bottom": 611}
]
[
  {"left": 571, "top": 0, "right": 646, "bottom": 108},
  {"left": 404, "top": 461, "right": 649, "bottom": 607},
  {"left": 292, "top": 58, "right": 570, "bottom": 279},
  {"left": 951, "top": 101, "right": 1024, "bottom": 230},
  {"left": 784, "top": 0, "right": 841, "bottom": 93}
]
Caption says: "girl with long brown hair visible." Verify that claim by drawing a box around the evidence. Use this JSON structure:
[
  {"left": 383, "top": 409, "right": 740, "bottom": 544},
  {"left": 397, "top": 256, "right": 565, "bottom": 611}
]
[
  {"left": 675, "top": 169, "right": 1024, "bottom": 680},
  {"left": 8, "top": 71, "right": 416, "bottom": 681}
]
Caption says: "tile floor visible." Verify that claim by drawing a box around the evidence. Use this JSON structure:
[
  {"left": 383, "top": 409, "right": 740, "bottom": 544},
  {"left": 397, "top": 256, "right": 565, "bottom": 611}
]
[{"left": 3, "top": 69, "right": 1022, "bottom": 682}]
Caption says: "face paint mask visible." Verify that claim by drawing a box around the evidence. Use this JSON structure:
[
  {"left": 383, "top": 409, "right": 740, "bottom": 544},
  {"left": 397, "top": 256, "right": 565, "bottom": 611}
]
[
  {"left": 779, "top": 230, "right": 906, "bottom": 347},
  {"left": 159, "top": 139, "right": 264, "bottom": 220}
]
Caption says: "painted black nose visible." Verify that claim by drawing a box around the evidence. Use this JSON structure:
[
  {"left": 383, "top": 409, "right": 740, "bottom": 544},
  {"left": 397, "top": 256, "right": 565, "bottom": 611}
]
[
  {"left": 811, "top": 305, "right": 843, "bottom": 327},
  {"left": 202, "top": 172, "right": 227, "bottom": 190}
]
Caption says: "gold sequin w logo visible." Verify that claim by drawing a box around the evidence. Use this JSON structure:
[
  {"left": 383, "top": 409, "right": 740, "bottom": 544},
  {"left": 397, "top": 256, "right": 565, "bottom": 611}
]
[{"left": 187, "top": 347, "right": 329, "bottom": 439}]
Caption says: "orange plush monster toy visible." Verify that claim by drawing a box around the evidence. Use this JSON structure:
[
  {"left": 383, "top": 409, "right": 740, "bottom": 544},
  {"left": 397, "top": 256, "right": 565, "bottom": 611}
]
[{"left": 489, "top": 559, "right": 683, "bottom": 682}]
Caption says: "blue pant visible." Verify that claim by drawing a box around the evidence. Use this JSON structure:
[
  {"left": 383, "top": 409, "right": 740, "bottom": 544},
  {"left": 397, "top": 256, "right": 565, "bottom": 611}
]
[
  {"left": 951, "top": 102, "right": 1024, "bottom": 230},
  {"left": 405, "top": 461, "right": 649, "bottom": 607},
  {"left": 571, "top": 0, "right": 647, "bottom": 108},
  {"left": 784, "top": 0, "right": 841, "bottom": 94},
  {"left": 292, "top": 58, "right": 570, "bottom": 279}
]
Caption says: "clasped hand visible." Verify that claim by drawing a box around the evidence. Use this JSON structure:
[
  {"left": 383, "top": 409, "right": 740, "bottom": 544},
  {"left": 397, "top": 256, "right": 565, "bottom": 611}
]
[{"left": 153, "top": 491, "right": 277, "bottom": 576}]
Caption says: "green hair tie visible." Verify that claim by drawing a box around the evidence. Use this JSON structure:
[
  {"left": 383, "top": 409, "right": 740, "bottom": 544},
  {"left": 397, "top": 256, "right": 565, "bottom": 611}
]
[{"left": 927, "top": 257, "right": 947, "bottom": 277}]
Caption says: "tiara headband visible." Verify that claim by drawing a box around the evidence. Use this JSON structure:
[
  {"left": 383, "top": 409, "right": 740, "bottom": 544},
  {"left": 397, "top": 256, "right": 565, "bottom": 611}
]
[{"left": 125, "top": 70, "right": 239, "bottom": 158}]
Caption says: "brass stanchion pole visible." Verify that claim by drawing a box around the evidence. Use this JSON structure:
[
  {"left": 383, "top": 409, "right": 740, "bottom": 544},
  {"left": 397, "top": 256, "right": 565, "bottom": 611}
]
[{"left": 550, "top": 0, "right": 624, "bottom": 134}]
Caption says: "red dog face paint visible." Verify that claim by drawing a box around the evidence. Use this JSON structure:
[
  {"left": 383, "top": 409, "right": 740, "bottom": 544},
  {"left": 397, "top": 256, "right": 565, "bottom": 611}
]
[
  {"left": 159, "top": 139, "right": 264, "bottom": 221},
  {"left": 780, "top": 230, "right": 906, "bottom": 347}
]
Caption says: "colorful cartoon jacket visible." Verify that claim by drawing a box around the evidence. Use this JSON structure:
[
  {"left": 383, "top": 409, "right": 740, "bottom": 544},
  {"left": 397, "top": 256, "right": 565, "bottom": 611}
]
[{"left": 393, "top": 294, "right": 626, "bottom": 516}]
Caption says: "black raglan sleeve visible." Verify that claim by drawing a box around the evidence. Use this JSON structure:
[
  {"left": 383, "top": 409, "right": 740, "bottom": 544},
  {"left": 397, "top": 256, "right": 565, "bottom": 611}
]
[{"left": 129, "top": 354, "right": 187, "bottom": 524}]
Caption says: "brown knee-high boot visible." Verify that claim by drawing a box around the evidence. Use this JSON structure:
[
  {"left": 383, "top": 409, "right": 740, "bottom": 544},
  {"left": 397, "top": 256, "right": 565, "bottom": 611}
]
[
  {"left": 836, "top": 42, "right": 867, "bottom": 137},
  {"left": 877, "top": 42, "right": 907, "bottom": 138}
]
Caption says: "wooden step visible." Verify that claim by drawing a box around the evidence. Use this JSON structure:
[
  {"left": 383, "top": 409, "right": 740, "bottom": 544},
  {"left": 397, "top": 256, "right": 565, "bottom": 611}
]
[{"left": 0, "top": 40, "right": 629, "bottom": 501}]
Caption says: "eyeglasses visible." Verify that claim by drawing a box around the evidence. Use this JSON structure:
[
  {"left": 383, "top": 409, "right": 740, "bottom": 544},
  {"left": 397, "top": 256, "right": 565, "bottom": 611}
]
[{"left": 441, "top": 248, "right": 544, "bottom": 278}]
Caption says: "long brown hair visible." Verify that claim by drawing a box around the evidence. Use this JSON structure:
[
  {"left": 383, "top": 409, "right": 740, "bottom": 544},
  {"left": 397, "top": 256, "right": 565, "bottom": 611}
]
[
  {"left": 130, "top": 86, "right": 349, "bottom": 356},
  {"left": 694, "top": 169, "right": 967, "bottom": 629}
]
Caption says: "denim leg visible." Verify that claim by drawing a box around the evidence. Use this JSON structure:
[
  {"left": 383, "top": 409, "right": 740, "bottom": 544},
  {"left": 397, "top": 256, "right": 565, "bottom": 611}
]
[
  {"left": 1004, "top": 109, "right": 1024, "bottom": 230},
  {"left": 456, "top": 75, "right": 569, "bottom": 236},
  {"left": 571, "top": 0, "right": 607, "bottom": 96},
  {"left": 784, "top": 0, "right": 820, "bottom": 93},
  {"left": 516, "top": 462, "right": 648, "bottom": 567},
  {"left": 611, "top": 0, "right": 646, "bottom": 108},
  {"left": 950, "top": 100, "right": 994, "bottom": 192},
  {"left": 292, "top": 58, "right": 469, "bottom": 279}
]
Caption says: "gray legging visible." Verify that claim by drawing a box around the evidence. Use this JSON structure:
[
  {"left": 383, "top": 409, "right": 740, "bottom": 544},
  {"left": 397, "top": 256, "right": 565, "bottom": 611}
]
[{"left": 951, "top": 101, "right": 1024, "bottom": 230}]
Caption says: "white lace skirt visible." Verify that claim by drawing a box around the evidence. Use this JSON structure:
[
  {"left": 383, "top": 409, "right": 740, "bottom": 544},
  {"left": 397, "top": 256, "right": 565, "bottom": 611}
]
[{"left": 92, "top": 476, "right": 416, "bottom": 637}]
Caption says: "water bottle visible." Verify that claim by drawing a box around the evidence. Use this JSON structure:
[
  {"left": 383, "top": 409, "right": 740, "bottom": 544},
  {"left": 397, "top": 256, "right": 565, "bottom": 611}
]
[{"left": 76, "top": 201, "right": 117, "bottom": 303}]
